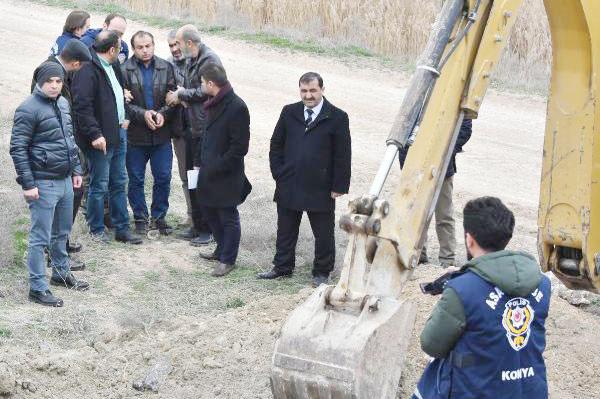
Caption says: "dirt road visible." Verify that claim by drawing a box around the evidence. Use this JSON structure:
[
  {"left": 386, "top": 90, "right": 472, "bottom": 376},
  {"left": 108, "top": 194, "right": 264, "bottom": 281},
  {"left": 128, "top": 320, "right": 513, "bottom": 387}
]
[{"left": 0, "top": 0, "right": 598, "bottom": 398}]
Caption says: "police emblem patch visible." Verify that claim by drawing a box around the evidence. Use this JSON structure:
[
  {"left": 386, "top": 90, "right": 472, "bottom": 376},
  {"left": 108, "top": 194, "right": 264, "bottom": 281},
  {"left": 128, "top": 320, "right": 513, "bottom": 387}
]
[{"left": 502, "top": 297, "right": 534, "bottom": 351}]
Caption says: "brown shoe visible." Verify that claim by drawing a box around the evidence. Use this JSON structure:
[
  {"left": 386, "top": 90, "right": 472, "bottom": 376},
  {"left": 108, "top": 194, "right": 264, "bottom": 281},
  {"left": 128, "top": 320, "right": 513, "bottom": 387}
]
[{"left": 211, "top": 262, "right": 235, "bottom": 277}]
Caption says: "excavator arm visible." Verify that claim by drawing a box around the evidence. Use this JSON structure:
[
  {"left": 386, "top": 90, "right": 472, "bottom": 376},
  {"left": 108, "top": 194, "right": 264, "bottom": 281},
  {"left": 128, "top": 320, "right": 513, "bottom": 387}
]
[{"left": 271, "top": 1, "right": 600, "bottom": 398}]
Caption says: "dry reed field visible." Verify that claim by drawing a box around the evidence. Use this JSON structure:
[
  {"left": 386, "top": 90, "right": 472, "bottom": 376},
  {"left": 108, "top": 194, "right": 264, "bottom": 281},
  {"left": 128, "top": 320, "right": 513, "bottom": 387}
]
[{"left": 103, "top": 0, "right": 551, "bottom": 91}]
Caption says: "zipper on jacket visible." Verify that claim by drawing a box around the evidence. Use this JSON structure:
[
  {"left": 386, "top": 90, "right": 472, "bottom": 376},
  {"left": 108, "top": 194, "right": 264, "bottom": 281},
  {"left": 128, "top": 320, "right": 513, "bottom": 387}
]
[{"left": 52, "top": 99, "right": 73, "bottom": 176}]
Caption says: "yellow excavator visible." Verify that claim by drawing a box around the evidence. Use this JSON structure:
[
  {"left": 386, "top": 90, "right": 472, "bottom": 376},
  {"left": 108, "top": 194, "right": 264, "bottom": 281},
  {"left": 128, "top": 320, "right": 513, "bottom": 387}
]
[{"left": 269, "top": 0, "right": 600, "bottom": 397}]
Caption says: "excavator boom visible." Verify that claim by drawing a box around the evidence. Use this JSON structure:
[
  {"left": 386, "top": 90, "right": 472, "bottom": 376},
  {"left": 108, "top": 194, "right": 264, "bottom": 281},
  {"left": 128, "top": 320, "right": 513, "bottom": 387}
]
[{"left": 271, "top": 1, "right": 600, "bottom": 397}]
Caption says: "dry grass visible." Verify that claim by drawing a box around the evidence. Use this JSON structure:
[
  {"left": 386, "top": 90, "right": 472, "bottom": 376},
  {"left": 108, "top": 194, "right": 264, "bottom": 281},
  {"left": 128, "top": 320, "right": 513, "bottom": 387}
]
[{"left": 102, "top": 0, "right": 551, "bottom": 91}]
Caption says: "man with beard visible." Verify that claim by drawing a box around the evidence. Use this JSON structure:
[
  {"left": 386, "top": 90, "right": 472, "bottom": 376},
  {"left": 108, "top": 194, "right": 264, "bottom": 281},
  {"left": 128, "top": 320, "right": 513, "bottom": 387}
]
[
  {"left": 412, "top": 197, "right": 550, "bottom": 399},
  {"left": 121, "top": 31, "right": 178, "bottom": 235},
  {"left": 166, "top": 25, "right": 222, "bottom": 246},
  {"left": 195, "top": 63, "right": 251, "bottom": 277},
  {"left": 166, "top": 29, "right": 192, "bottom": 227}
]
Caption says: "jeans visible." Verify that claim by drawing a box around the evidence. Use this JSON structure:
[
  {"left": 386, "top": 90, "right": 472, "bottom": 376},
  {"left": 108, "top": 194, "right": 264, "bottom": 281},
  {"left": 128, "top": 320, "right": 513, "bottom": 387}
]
[
  {"left": 126, "top": 141, "right": 173, "bottom": 221},
  {"left": 27, "top": 177, "right": 73, "bottom": 291},
  {"left": 203, "top": 206, "right": 241, "bottom": 265},
  {"left": 84, "top": 128, "right": 129, "bottom": 234}
]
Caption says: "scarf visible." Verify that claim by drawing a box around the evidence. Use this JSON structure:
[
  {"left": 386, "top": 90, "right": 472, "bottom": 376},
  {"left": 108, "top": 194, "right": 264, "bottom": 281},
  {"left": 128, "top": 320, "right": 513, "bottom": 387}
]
[{"left": 202, "top": 81, "right": 233, "bottom": 117}]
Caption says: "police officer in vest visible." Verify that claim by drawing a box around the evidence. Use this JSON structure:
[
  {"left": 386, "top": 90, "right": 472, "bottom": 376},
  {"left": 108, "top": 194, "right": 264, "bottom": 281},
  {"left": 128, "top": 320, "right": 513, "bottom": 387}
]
[{"left": 413, "top": 196, "right": 551, "bottom": 399}]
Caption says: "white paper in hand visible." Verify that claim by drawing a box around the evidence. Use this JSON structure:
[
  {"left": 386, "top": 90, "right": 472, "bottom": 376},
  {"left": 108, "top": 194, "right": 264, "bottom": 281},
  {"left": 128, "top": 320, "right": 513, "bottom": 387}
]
[{"left": 187, "top": 169, "right": 199, "bottom": 190}]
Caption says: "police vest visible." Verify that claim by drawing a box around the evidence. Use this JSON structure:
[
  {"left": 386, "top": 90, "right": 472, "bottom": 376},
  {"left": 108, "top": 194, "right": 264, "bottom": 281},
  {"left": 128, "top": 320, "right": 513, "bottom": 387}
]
[{"left": 413, "top": 271, "right": 551, "bottom": 399}]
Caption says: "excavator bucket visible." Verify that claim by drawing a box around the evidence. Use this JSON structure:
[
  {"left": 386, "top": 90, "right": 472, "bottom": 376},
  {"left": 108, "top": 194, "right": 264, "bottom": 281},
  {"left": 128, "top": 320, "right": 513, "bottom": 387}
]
[
  {"left": 270, "top": 0, "right": 526, "bottom": 397},
  {"left": 271, "top": 286, "right": 416, "bottom": 398}
]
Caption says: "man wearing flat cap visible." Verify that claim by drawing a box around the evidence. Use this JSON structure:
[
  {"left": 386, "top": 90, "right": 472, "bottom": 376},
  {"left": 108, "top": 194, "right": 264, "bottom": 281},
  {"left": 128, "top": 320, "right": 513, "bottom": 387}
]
[{"left": 11, "top": 62, "right": 89, "bottom": 307}]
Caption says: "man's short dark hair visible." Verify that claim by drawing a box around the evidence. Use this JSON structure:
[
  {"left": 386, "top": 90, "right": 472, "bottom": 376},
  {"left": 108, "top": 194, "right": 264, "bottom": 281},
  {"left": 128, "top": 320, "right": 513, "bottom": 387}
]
[
  {"left": 63, "top": 10, "right": 90, "bottom": 34},
  {"left": 131, "top": 31, "right": 154, "bottom": 48},
  {"left": 93, "top": 30, "right": 120, "bottom": 54},
  {"left": 299, "top": 72, "right": 323, "bottom": 88},
  {"left": 463, "top": 196, "right": 515, "bottom": 252},
  {"left": 105, "top": 13, "right": 126, "bottom": 26},
  {"left": 199, "top": 63, "right": 228, "bottom": 87}
]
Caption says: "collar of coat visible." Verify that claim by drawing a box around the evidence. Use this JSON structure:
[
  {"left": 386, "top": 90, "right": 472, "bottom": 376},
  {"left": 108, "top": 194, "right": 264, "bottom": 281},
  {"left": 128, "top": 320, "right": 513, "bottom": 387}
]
[
  {"left": 293, "top": 97, "right": 333, "bottom": 131},
  {"left": 205, "top": 89, "right": 236, "bottom": 128},
  {"left": 125, "top": 56, "right": 167, "bottom": 71}
]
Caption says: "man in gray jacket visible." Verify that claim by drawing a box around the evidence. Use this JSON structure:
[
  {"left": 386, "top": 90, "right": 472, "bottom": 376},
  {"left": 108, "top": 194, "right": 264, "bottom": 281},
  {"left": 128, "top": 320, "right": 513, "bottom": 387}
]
[
  {"left": 10, "top": 63, "right": 89, "bottom": 307},
  {"left": 166, "top": 25, "right": 222, "bottom": 246}
]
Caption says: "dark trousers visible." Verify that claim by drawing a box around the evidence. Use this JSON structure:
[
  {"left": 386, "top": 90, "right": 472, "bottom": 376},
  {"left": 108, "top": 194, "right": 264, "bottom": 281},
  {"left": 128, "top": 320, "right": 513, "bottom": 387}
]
[
  {"left": 203, "top": 206, "right": 241, "bottom": 265},
  {"left": 186, "top": 135, "right": 210, "bottom": 233},
  {"left": 126, "top": 141, "right": 173, "bottom": 221},
  {"left": 273, "top": 205, "right": 335, "bottom": 277}
]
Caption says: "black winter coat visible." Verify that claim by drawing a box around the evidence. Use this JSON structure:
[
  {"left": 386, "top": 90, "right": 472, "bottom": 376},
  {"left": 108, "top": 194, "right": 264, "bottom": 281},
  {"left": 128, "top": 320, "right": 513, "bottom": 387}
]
[
  {"left": 121, "top": 56, "right": 178, "bottom": 146},
  {"left": 398, "top": 118, "right": 472, "bottom": 178},
  {"left": 269, "top": 98, "right": 352, "bottom": 212},
  {"left": 71, "top": 50, "right": 125, "bottom": 149},
  {"left": 10, "top": 86, "right": 82, "bottom": 190},
  {"left": 194, "top": 89, "right": 251, "bottom": 208},
  {"left": 31, "top": 56, "right": 72, "bottom": 105},
  {"left": 178, "top": 45, "right": 222, "bottom": 138}
]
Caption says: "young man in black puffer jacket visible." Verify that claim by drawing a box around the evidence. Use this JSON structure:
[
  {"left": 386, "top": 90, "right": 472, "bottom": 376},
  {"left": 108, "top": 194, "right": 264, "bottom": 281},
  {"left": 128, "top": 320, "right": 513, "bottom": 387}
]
[{"left": 10, "top": 62, "right": 89, "bottom": 307}]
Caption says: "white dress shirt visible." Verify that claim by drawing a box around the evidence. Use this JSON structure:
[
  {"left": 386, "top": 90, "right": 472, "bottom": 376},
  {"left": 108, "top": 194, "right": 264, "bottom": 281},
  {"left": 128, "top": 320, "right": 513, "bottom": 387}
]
[{"left": 304, "top": 98, "right": 324, "bottom": 123}]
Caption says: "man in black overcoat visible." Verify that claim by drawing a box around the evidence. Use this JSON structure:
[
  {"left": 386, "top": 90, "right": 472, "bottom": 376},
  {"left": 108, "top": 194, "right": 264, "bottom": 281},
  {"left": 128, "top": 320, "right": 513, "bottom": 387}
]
[
  {"left": 195, "top": 63, "right": 251, "bottom": 277},
  {"left": 258, "top": 72, "right": 351, "bottom": 287}
]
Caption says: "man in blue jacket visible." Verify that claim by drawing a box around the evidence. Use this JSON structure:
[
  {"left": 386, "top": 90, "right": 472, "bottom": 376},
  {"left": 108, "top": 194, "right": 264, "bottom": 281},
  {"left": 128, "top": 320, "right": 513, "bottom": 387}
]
[
  {"left": 413, "top": 196, "right": 550, "bottom": 399},
  {"left": 50, "top": 10, "right": 90, "bottom": 56},
  {"left": 10, "top": 63, "right": 89, "bottom": 307},
  {"left": 80, "top": 13, "right": 129, "bottom": 64}
]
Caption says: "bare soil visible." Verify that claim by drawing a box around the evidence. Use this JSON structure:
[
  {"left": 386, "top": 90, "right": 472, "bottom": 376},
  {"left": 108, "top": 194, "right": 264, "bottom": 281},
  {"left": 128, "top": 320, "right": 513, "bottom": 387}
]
[{"left": 0, "top": 1, "right": 598, "bottom": 398}]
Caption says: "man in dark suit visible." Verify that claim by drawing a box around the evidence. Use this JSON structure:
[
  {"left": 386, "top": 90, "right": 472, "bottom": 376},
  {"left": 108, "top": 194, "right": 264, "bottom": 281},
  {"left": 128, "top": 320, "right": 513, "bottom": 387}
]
[
  {"left": 195, "top": 63, "right": 251, "bottom": 277},
  {"left": 258, "top": 72, "right": 351, "bottom": 287}
]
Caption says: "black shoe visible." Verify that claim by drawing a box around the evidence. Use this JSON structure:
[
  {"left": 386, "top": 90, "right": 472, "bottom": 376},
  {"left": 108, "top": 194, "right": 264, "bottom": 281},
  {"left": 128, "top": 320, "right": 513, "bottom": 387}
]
[
  {"left": 257, "top": 269, "right": 292, "bottom": 280},
  {"left": 115, "top": 230, "right": 143, "bottom": 245},
  {"left": 90, "top": 231, "right": 111, "bottom": 244},
  {"left": 29, "top": 289, "right": 63, "bottom": 307},
  {"left": 211, "top": 262, "right": 236, "bottom": 277},
  {"left": 190, "top": 232, "right": 214, "bottom": 247},
  {"left": 176, "top": 227, "right": 199, "bottom": 241},
  {"left": 418, "top": 251, "right": 429, "bottom": 265},
  {"left": 153, "top": 218, "right": 173, "bottom": 236},
  {"left": 311, "top": 275, "right": 329, "bottom": 288},
  {"left": 67, "top": 241, "right": 83, "bottom": 253},
  {"left": 69, "top": 257, "right": 86, "bottom": 272},
  {"left": 50, "top": 273, "right": 90, "bottom": 291},
  {"left": 134, "top": 219, "right": 148, "bottom": 235},
  {"left": 199, "top": 250, "right": 220, "bottom": 262},
  {"left": 47, "top": 257, "right": 86, "bottom": 272}
]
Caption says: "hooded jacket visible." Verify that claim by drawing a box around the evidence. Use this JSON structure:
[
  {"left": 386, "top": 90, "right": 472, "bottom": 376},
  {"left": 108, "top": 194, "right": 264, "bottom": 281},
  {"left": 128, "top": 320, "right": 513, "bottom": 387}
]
[
  {"left": 10, "top": 86, "right": 82, "bottom": 190},
  {"left": 420, "top": 250, "right": 545, "bottom": 358}
]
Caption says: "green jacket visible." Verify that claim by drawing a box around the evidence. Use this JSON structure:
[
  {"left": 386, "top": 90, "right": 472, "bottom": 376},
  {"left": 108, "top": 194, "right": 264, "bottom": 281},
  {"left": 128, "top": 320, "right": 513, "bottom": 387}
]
[{"left": 420, "top": 250, "right": 543, "bottom": 358}]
